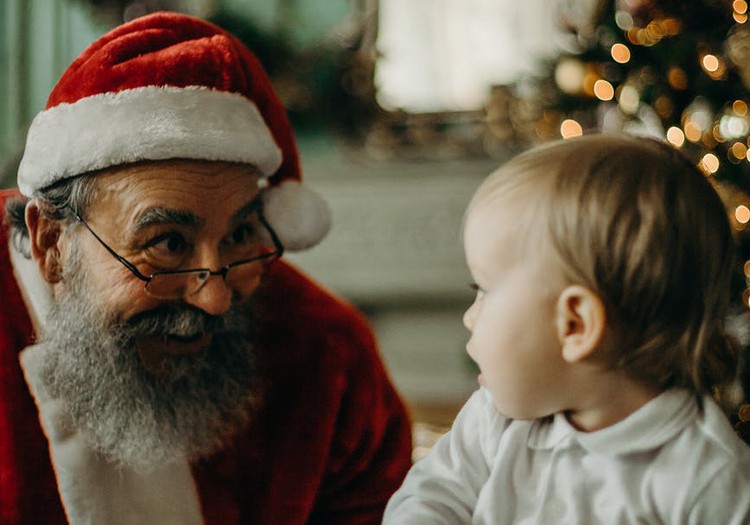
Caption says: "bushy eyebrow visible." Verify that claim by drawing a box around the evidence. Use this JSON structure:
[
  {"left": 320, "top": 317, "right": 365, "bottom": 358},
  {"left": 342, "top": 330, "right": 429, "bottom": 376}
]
[
  {"left": 229, "top": 194, "right": 264, "bottom": 225},
  {"left": 132, "top": 194, "right": 264, "bottom": 232},
  {"left": 133, "top": 207, "right": 203, "bottom": 231}
]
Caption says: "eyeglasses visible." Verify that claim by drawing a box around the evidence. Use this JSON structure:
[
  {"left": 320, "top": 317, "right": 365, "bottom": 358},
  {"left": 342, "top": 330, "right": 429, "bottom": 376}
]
[{"left": 70, "top": 204, "right": 284, "bottom": 299}]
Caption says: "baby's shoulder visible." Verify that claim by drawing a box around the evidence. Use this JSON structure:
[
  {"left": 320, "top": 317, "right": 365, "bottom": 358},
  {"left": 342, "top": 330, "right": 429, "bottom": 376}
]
[{"left": 645, "top": 399, "right": 750, "bottom": 514}]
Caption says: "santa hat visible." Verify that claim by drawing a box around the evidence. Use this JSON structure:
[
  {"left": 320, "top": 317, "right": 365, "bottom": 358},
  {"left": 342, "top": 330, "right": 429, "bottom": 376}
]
[{"left": 17, "top": 11, "right": 330, "bottom": 251}]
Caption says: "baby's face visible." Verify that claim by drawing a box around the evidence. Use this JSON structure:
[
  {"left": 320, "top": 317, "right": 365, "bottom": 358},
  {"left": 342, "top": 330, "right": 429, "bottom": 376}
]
[{"left": 462, "top": 199, "right": 569, "bottom": 420}]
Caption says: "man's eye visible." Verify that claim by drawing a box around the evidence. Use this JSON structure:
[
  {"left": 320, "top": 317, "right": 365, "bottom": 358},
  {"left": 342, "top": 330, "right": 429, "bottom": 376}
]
[
  {"left": 146, "top": 232, "right": 188, "bottom": 255},
  {"left": 229, "top": 224, "right": 257, "bottom": 245},
  {"left": 142, "top": 233, "right": 190, "bottom": 270}
]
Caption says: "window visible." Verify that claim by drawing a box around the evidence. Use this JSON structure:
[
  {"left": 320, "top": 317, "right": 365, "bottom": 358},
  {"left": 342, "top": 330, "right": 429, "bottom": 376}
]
[
  {"left": 375, "top": 0, "right": 592, "bottom": 113},
  {"left": 0, "top": 0, "right": 102, "bottom": 187}
]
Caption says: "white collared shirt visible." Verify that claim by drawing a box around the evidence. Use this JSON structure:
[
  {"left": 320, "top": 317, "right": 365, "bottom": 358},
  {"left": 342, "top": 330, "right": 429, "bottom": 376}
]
[{"left": 384, "top": 388, "right": 750, "bottom": 524}]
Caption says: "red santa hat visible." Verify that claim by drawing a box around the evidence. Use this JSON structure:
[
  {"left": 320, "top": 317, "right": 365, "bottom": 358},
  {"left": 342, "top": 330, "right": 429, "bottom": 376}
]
[{"left": 17, "top": 11, "right": 330, "bottom": 251}]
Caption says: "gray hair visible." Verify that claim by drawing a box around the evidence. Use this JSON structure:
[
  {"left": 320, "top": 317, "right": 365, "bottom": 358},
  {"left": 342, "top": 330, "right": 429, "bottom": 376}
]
[{"left": 4, "top": 174, "right": 98, "bottom": 258}]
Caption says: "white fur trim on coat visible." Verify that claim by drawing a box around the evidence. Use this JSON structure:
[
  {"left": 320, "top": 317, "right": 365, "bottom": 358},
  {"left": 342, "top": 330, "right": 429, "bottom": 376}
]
[
  {"left": 20, "top": 344, "right": 203, "bottom": 525},
  {"left": 18, "top": 86, "right": 282, "bottom": 196}
]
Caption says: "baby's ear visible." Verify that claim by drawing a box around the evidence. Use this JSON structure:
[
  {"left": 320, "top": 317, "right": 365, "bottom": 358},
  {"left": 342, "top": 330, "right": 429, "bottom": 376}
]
[
  {"left": 26, "top": 200, "right": 65, "bottom": 284},
  {"left": 555, "top": 285, "right": 606, "bottom": 363}
]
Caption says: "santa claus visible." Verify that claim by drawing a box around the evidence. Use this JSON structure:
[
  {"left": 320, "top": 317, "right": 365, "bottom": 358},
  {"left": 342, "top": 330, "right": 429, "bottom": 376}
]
[{"left": 0, "top": 11, "right": 411, "bottom": 525}]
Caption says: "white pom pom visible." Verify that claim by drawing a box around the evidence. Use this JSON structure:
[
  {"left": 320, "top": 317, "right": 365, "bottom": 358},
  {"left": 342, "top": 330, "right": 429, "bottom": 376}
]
[{"left": 263, "top": 180, "right": 331, "bottom": 251}]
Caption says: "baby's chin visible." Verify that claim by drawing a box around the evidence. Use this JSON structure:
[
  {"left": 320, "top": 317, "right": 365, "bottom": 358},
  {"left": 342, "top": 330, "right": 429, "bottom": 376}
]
[{"left": 488, "top": 393, "right": 552, "bottom": 421}]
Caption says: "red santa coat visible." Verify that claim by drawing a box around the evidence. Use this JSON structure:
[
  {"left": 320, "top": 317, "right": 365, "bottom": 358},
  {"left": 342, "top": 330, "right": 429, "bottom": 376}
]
[{"left": 0, "top": 189, "right": 412, "bottom": 524}]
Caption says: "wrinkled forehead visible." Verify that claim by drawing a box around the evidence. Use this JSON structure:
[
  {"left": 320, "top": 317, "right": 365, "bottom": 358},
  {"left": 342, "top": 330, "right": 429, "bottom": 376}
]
[
  {"left": 86, "top": 159, "right": 264, "bottom": 222},
  {"left": 93, "top": 158, "right": 262, "bottom": 183}
]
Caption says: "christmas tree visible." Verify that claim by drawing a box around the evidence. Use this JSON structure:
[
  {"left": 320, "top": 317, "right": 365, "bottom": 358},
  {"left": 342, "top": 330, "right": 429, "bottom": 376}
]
[
  {"left": 530, "top": 0, "right": 750, "bottom": 183},
  {"left": 523, "top": 0, "right": 750, "bottom": 440}
]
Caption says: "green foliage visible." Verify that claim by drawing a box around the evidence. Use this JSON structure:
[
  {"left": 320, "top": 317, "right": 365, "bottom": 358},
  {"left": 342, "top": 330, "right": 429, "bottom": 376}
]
[{"left": 534, "top": 0, "right": 750, "bottom": 192}]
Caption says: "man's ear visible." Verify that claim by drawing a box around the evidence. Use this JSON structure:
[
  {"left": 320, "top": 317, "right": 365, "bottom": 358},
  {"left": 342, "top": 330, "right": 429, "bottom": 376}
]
[
  {"left": 25, "top": 201, "right": 65, "bottom": 283},
  {"left": 555, "top": 285, "right": 606, "bottom": 363}
]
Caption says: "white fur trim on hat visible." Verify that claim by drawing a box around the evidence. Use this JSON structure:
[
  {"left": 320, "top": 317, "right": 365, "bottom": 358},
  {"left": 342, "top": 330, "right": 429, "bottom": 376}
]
[
  {"left": 17, "top": 86, "right": 282, "bottom": 196},
  {"left": 263, "top": 180, "right": 331, "bottom": 251}
]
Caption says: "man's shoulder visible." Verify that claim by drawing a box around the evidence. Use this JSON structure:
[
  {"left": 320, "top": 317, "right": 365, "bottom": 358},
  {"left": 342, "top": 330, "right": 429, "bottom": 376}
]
[
  {"left": 252, "top": 260, "right": 389, "bottom": 403},
  {"left": 0, "top": 188, "right": 22, "bottom": 231},
  {"left": 0, "top": 188, "right": 21, "bottom": 207},
  {"left": 0, "top": 188, "right": 20, "bottom": 265},
  {"left": 255, "top": 260, "right": 375, "bottom": 351}
]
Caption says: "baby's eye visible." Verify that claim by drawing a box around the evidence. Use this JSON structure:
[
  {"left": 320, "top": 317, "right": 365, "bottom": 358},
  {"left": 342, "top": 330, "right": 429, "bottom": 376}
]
[{"left": 469, "top": 282, "right": 486, "bottom": 297}]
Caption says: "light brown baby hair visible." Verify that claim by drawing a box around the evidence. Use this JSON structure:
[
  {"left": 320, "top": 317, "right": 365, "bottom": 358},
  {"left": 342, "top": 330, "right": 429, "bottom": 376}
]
[{"left": 468, "top": 133, "right": 738, "bottom": 397}]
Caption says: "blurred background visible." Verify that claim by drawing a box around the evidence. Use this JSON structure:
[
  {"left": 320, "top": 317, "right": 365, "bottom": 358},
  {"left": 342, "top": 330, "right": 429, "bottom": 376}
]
[{"left": 3, "top": 0, "right": 750, "bottom": 450}]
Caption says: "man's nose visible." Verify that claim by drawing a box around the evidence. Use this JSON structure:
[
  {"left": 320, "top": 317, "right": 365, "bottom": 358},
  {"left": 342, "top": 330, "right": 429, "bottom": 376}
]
[
  {"left": 183, "top": 275, "right": 233, "bottom": 316},
  {"left": 182, "top": 249, "right": 233, "bottom": 315}
]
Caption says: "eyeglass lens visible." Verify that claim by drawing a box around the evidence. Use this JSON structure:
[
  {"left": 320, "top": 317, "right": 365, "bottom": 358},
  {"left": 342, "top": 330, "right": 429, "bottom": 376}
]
[
  {"left": 145, "top": 252, "right": 279, "bottom": 299},
  {"left": 72, "top": 204, "right": 282, "bottom": 300}
]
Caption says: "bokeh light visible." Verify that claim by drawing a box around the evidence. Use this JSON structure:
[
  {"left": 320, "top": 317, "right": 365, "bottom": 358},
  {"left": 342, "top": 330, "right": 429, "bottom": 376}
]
[
  {"left": 684, "top": 121, "right": 703, "bottom": 142},
  {"left": 554, "top": 58, "right": 587, "bottom": 95},
  {"left": 702, "top": 54, "right": 720, "bottom": 72},
  {"left": 720, "top": 114, "right": 750, "bottom": 139},
  {"left": 667, "top": 67, "right": 688, "bottom": 90},
  {"left": 732, "top": 141, "right": 748, "bottom": 160},
  {"left": 654, "top": 95, "right": 674, "bottom": 118},
  {"left": 700, "top": 54, "right": 727, "bottom": 79},
  {"left": 560, "top": 119, "right": 583, "bottom": 138},
  {"left": 618, "top": 85, "right": 640, "bottom": 114},
  {"left": 611, "top": 43, "right": 631, "bottom": 64},
  {"left": 593, "top": 80, "right": 614, "bottom": 101},
  {"left": 700, "top": 152, "right": 720, "bottom": 174},
  {"left": 736, "top": 205, "right": 750, "bottom": 224},
  {"left": 614, "top": 11, "right": 634, "bottom": 31},
  {"left": 666, "top": 126, "right": 685, "bottom": 147},
  {"left": 743, "top": 287, "right": 750, "bottom": 307}
]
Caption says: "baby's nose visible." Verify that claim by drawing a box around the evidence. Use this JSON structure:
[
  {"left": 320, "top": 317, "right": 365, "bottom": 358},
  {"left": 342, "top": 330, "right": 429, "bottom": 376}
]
[{"left": 463, "top": 303, "right": 476, "bottom": 331}]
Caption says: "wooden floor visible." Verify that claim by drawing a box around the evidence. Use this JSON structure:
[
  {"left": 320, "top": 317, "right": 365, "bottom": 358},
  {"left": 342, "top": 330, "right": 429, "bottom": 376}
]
[
  {"left": 407, "top": 400, "right": 463, "bottom": 462},
  {"left": 408, "top": 400, "right": 463, "bottom": 428}
]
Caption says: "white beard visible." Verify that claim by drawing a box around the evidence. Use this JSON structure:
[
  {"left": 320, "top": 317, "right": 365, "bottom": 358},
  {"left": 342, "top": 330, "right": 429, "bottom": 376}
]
[{"left": 40, "top": 249, "right": 263, "bottom": 472}]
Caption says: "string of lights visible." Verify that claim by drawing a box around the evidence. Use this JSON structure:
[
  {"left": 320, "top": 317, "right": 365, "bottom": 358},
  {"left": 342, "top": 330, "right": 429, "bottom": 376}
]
[{"left": 522, "top": 0, "right": 750, "bottom": 305}]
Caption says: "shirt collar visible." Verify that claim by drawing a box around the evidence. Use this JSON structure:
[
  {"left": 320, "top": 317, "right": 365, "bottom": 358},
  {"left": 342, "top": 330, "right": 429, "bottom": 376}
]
[{"left": 527, "top": 389, "right": 698, "bottom": 455}]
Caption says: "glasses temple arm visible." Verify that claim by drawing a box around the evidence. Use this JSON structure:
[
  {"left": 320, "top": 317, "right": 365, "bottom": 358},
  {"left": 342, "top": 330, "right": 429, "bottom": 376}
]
[
  {"left": 71, "top": 211, "right": 152, "bottom": 283},
  {"left": 257, "top": 210, "right": 285, "bottom": 258}
]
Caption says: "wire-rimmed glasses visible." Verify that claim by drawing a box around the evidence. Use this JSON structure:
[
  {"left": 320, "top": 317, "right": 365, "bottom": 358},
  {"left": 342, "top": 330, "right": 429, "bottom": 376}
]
[{"left": 69, "top": 204, "right": 284, "bottom": 299}]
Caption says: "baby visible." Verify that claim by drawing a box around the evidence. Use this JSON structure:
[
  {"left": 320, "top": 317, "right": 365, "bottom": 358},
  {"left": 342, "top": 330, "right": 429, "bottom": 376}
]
[{"left": 384, "top": 134, "right": 750, "bottom": 524}]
